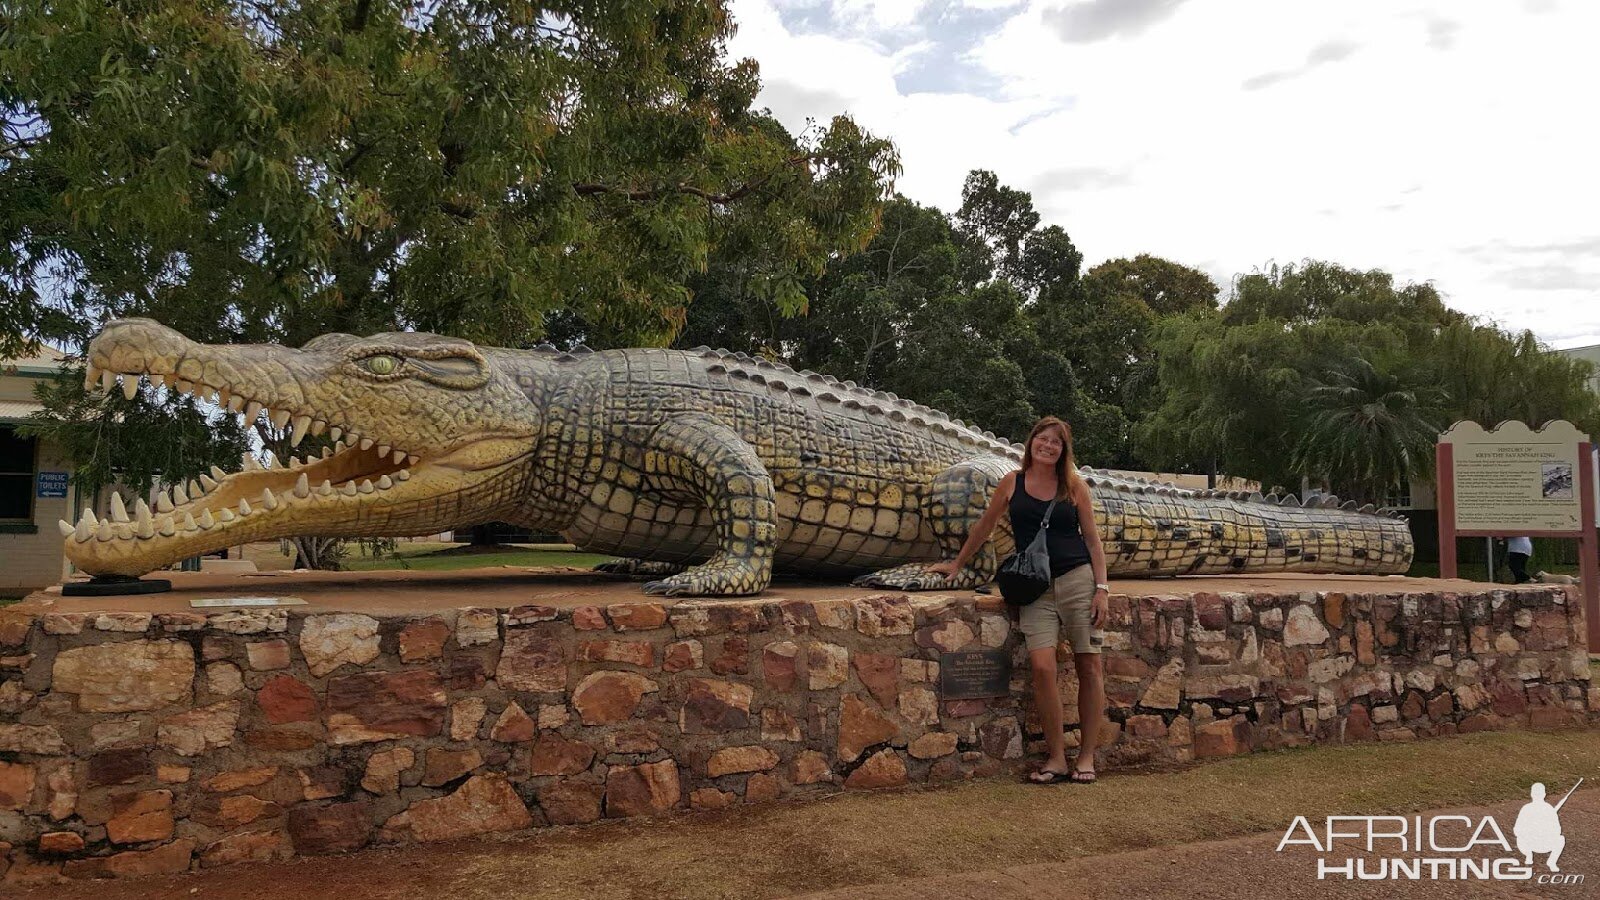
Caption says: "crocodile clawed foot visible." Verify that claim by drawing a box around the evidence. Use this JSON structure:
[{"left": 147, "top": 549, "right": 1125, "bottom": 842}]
[
  {"left": 640, "top": 557, "right": 770, "bottom": 597},
  {"left": 854, "top": 562, "right": 986, "bottom": 591}
]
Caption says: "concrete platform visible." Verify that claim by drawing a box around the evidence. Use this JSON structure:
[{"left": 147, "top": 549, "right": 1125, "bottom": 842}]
[{"left": 20, "top": 568, "right": 1504, "bottom": 618}]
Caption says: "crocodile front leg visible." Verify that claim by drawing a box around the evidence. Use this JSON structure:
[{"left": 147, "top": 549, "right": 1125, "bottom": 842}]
[
  {"left": 637, "top": 414, "right": 775, "bottom": 597},
  {"left": 854, "top": 456, "right": 1013, "bottom": 590}
]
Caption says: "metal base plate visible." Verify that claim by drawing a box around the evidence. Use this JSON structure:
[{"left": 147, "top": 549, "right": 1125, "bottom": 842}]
[{"left": 62, "top": 576, "right": 173, "bottom": 597}]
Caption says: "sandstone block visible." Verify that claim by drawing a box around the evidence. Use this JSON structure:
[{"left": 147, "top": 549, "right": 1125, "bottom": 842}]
[
  {"left": 807, "top": 642, "right": 849, "bottom": 689},
  {"left": 299, "top": 614, "right": 381, "bottom": 676},
  {"left": 839, "top": 693, "right": 899, "bottom": 762},
  {"left": 0, "top": 761, "right": 34, "bottom": 810},
  {"left": 707, "top": 745, "right": 779, "bottom": 777},
  {"left": 792, "top": 750, "right": 832, "bottom": 784},
  {"left": 844, "top": 749, "right": 907, "bottom": 789},
  {"left": 529, "top": 733, "right": 595, "bottom": 776},
  {"left": 852, "top": 652, "right": 899, "bottom": 708},
  {"left": 908, "top": 732, "right": 958, "bottom": 759},
  {"left": 422, "top": 748, "right": 483, "bottom": 786},
  {"left": 608, "top": 603, "right": 668, "bottom": 631},
  {"left": 386, "top": 774, "right": 532, "bottom": 842},
  {"left": 762, "top": 641, "right": 799, "bottom": 689},
  {"left": 361, "top": 747, "right": 415, "bottom": 794},
  {"left": 288, "top": 794, "right": 371, "bottom": 851},
  {"left": 490, "top": 701, "right": 536, "bottom": 742},
  {"left": 680, "top": 678, "right": 753, "bottom": 733},
  {"left": 52, "top": 640, "right": 194, "bottom": 713},
  {"left": 915, "top": 620, "right": 975, "bottom": 653},
  {"left": 107, "top": 789, "right": 174, "bottom": 844},
  {"left": 1284, "top": 605, "right": 1331, "bottom": 646},
  {"left": 325, "top": 669, "right": 447, "bottom": 744},
  {"left": 605, "top": 759, "right": 681, "bottom": 817},
  {"left": 199, "top": 830, "right": 293, "bottom": 867},
  {"left": 855, "top": 595, "right": 915, "bottom": 636},
  {"left": 577, "top": 639, "right": 656, "bottom": 668},
  {"left": 158, "top": 701, "right": 241, "bottom": 756},
  {"left": 63, "top": 838, "right": 196, "bottom": 878},
  {"left": 538, "top": 782, "right": 604, "bottom": 825},
  {"left": 663, "top": 639, "right": 704, "bottom": 672},
  {"left": 496, "top": 628, "right": 566, "bottom": 692},
  {"left": 455, "top": 607, "right": 500, "bottom": 647},
  {"left": 246, "top": 639, "right": 292, "bottom": 671},
  {"left": 572, "top": 671, "right": 659, "bottom": 725},
  {"left": 257, "top": 674, "right": 318, "bottom": 725},
  {"left": 452, "top": 697, "right": 488, "bottom": 741},
  {"left": 398, "top": 619, "right": 450, "bottom": 663}
]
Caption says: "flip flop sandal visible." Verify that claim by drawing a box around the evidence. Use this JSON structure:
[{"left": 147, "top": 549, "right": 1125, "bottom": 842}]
[{"left": 1027, "top": 770, "right": 1072, "bottom": 785}]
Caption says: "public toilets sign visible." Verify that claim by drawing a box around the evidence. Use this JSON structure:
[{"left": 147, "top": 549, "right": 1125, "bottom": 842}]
[{"left": 1436, "top": 420, "right": 1598, "bottom": 650}]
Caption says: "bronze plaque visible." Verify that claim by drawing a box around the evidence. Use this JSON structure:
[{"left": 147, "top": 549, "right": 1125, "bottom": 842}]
[{"left": 939, "top": 649, "right": 1012, "bottom": 699}]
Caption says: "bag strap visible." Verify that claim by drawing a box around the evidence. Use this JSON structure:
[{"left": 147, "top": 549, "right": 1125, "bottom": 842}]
[{"left": 1041, "top": 495, "right": 1058, "bottom": 530}]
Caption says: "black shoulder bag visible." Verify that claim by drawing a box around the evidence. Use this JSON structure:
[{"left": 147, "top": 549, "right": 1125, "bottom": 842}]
[{"left": 995, "top": 495, "right": 1057, "bottom": 606}]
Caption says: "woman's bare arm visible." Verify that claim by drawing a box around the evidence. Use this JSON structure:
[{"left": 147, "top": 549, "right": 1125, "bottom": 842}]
[{"left": 1074, "top": 478, "right": 1110, "bottom": 623}]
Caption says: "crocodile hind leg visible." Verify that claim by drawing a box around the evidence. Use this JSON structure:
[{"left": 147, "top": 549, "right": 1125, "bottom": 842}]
[
  {"left": 593, "top": 559, "right": 686, "bottom": 578},
  {"left": 636, "top": 413, "right": 776, "bottom": 597},
  {"left": 853, "top": 456, "right": 1013, "bottom": 590}
]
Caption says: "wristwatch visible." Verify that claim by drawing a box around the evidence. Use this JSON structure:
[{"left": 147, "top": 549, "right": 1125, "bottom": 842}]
[{"left": 1094, "top": 583, "right": 1110, "bottom": 592}]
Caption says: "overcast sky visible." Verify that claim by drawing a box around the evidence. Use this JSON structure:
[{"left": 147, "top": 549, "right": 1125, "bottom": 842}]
[{"left": 727, "top": 0, "right": 1600, "bottom": 349}]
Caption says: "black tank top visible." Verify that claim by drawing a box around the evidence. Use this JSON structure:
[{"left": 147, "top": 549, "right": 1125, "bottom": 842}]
[{"left": 1008, "top": 471, "right": 1091, "bottom": 576}]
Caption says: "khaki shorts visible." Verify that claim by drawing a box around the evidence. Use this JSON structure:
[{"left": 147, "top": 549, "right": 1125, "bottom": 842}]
[{"left": 1017, "top": 564, "right": 1103, "bottom": 653}]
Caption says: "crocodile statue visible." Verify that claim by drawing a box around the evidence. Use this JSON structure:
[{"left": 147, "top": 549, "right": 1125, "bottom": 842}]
[{"left": 61, "top": 318, "right": 1414, "bottom": 595}]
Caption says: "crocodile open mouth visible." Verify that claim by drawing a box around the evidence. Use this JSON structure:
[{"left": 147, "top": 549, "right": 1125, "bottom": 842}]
[{"left": 60, "top": 365, "right": 461, "bottom": 576}]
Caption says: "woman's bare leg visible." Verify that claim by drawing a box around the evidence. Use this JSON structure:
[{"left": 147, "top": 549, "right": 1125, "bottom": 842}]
[
  {"left": 1073, "top": 652, "right": 1105, "bottom": 773},
  {"left": 1030, "top": 646, "right": 1068, "bottom": 775}
]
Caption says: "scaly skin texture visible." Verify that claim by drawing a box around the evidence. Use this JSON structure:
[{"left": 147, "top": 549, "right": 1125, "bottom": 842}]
[{"left": 64, "top": 319, "right": 1414, "bottom": 595}]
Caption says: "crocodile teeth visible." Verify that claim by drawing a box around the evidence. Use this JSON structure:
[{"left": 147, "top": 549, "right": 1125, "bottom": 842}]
[
  {"left": 198, "top": 508, "right": 216, "bottom": 529},
  {"left": 189, "top": 479, "right": 204, "bottom": 497},
  {"left": 217, "top": 387, "right": 230, "bottom": 407},
  {"left": 175, "top": 378, "right": 194, "bottom": 394},
  {"left": 218, "top": 507, "right": 235, "bottom": 523},
  {"left": 317, "top": 480, "right": 335, "bottom": 496},
  {"left": 261, "top": 488, "right": 278, "bottom": 510},
  {"left": 101, "top": 370, "right": 116, "bottom": 393},
  {"left": 294, "top": 473, "right": 310, "bottom": 498},
  {"left": 238, "top": 498, "right": 251, "bottom": 516},
  {"left": 395, "top": 469, "right": 411, "bottom": 482},
  {"left": 392, "top": 450, "right": 407, "bottom": 465},
  {"left": 121, "top": 375, "right": 139, "bottom": 400},
  {"left": 359, "top": 438, "right": 374, "bottom": 451},
  {"left": 358, "top": 479, "right": 374, "bottom": 494},
  {"left": 96, "top": 521, "right": 114, "bottom": 541},
  {"left": 181, "top": 512, "right": 197, "bottom": 531},
  {"left": 321, "top": 447, "right": 333, "bottom": 459},
  {"left": 377, "top": 444, "right": 391, "bottom": 458},
  {"left": 242, "top": 453, "right": 260, "bottom": 471},
  {"left": 136, "top": 517, "right": 154, "bottom": 539},
  {"left": 406, "top": 454, "right": 420, "bottom": 466},
  {"left": 158, "top": 516, "right": 176, "bottom": 536},
  {"left": 134, "top": 498, "right": 152, "bottom": 523},
  {"left": 227, "top": 394, "right": 245, "bottom": 412},
  {"left": 329, "top": 427, "right": 342, "bottom": 442},
  {"left": 334, "top": 441, "right": 348, "bottom": 454},
  {"left": 85, "top": 365, "right": 100, "bottom": 391},
  {"left": 57, "top": 519, "right": 73, "bottom": 537},
  {"left": 209, "top": 465, "right": 226, "bottom": 482},
  {"left": 270, "top": 408, "right": 291, "bottom": 430},
  {"left": 74, "top": 518, "right": 92, "bottom": 541},
  {"left": 245, "top": 401, "right": 264, "bottom": 421},
  {"left": 310, "top": 419, "right": 327, "bottom": 437},
  {"left": 110, "top": 493, "right": 129, "bottom": 523},
  {"left": 340, "top": 481, "right": 358, "bottom": 496},
  {"left": 290, "top": 415, "right": 311, "bottom": 447},
  {"left": 264, "top": 450, "right": 279, "bottom": 468},
  {"left": 377, "top": 475, "right": 393, "bottom": 490},
  {"left": 199, "top": 473, "right": 219, "bottom": 492}
]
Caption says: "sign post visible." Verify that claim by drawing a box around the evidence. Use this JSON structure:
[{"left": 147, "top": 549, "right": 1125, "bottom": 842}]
[{"left": 1436, "top": 420, "right": 1599, "bottom": 651}]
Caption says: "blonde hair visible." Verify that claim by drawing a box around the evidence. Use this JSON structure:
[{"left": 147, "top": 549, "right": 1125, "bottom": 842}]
[{"left": 1020, "top": 416, "right": 1082, "bottom": 501}]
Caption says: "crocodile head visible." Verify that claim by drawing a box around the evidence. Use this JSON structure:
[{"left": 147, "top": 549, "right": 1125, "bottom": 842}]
[{"left": 62, "top": 319, "right": 538, "bottom": 577}]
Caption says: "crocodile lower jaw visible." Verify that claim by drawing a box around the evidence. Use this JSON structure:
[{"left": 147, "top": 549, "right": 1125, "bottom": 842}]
[{"left": 60, "top": 439, "right": 488, "bottom": 577}]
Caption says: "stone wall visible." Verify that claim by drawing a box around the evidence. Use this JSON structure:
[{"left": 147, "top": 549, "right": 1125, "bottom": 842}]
[{"left": 0, "top": 583, "right": 1594, "bottom": 882}]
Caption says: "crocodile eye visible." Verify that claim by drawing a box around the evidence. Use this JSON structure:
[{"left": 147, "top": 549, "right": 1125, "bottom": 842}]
[{"left": 362, "top": 355, "right": 400, "bottom": 376}]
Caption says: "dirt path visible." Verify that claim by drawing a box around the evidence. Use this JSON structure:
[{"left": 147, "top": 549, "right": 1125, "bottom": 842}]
[
  {"left": 11, "top": 728, "right": 1600, "bottom": 900},
  {"left": 799, "top": 791, "right": 1600, "bottom": 899}
]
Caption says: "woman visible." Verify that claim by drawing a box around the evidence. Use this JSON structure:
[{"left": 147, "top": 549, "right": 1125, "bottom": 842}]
[{"left": 928, "top": 417, "right": 1110, "bottom": 784}]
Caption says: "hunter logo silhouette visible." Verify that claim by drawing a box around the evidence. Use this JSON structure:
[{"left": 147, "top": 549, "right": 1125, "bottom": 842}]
[{"left": 1515, "top": 779, "right": 1582, "bottom": 873}]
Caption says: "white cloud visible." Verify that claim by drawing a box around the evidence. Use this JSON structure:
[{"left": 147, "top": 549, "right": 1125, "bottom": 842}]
[{"left": 729, "top": 0, "right": 1600, "bottom": 348}]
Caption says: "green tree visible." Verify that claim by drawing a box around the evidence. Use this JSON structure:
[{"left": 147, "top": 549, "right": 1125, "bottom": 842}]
[
  {"left": 1291, "top": 356, "right": 1447, "bottom": 501},
  {"left": 1082, "top": 254, "right": 1219, "bottom": 317},
  {"left": 1, "top": 0, "right": 898, "bottom": 357}
]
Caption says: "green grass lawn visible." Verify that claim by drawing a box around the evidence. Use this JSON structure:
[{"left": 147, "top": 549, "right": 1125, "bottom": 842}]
[{"left": 341, "top": 542, "right": 614, "bottom": 572}]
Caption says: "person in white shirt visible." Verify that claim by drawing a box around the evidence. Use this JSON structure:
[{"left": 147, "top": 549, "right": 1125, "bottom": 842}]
[{"left": 1505, "top": 536, "right": 1533, "bottom": 584}]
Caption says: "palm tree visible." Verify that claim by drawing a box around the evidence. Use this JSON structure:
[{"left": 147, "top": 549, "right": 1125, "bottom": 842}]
[{"left": 1292, "top": 356, "right": 1446, "bottom": 504}]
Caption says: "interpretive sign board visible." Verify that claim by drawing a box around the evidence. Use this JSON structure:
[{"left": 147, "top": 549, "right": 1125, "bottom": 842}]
[
  {"left": 1436, "top": 420, "right": 1597, "bottom": 650},
  {"left": 188, "top": 596, "right": 308, "bottom": 608}
]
